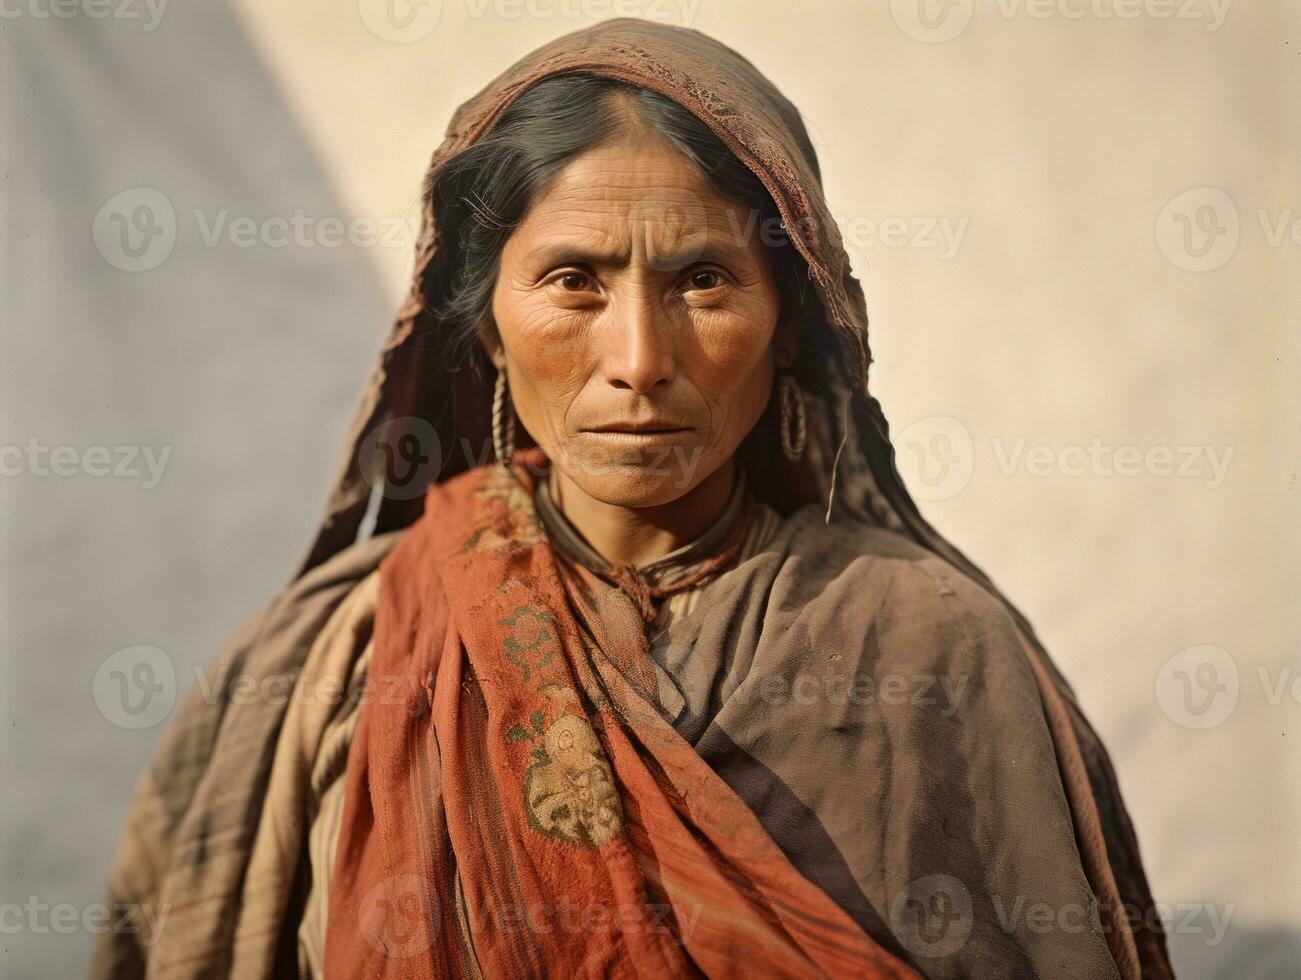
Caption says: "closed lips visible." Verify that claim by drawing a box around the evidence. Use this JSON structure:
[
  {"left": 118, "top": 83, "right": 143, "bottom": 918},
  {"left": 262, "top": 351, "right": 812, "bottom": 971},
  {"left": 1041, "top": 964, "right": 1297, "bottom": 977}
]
[{"left": 583, "top": 423, "right": 692, "bottom": 433}]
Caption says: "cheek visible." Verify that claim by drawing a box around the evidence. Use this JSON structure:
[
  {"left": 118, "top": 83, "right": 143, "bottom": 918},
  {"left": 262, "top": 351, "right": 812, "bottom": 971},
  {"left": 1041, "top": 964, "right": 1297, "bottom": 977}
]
[
  {"left": 685, "top": 308, "right": 779, "bottom": 430},
  {"left": 492, "top": 291, "right": 589, "bottom": 439}
]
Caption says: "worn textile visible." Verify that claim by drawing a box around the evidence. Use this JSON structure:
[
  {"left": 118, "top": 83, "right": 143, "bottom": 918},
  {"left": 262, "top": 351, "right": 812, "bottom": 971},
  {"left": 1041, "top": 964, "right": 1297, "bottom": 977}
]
[{"left": 324, "top": 453, "right": 918, "bottom": 978}]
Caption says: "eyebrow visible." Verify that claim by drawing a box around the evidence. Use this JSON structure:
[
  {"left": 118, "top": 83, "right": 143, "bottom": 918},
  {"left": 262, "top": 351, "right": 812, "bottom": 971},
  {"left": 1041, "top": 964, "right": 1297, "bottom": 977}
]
[{"left": 530, "top": 237, "right": 754, "bottom": 273}]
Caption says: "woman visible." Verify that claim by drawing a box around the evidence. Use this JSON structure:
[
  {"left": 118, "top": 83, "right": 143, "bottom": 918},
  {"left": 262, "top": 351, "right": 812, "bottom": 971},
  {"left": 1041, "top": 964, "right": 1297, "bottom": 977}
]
[{"left": 94, "top": 19, "right": 1173, "bottom": 979}]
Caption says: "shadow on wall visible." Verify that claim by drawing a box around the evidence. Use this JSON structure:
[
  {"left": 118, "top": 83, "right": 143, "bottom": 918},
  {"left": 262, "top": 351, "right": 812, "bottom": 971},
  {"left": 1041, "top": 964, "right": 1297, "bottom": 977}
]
[{"left": 1, "top": 2, "right": 392, "bottom": 977}]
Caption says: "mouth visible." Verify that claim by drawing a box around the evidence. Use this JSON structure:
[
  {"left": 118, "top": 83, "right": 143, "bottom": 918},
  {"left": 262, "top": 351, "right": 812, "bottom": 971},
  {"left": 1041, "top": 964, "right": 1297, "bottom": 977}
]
[
  {"left": 582, "top": 421, "right": 693, "bottom": 435},
  {"left": 579, "top": 423, "right": 695, "bottom": 444}
]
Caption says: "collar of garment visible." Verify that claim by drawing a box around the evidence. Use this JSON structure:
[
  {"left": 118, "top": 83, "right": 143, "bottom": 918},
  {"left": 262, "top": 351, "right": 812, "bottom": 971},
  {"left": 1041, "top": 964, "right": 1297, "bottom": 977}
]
[{"left": 532, "top": 466, "right": 750, "bottom": 592}]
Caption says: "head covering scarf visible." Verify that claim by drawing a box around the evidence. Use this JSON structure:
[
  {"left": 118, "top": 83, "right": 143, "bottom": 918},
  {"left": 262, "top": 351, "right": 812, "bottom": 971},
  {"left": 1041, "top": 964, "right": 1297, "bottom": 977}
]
[
  {"left": 92, "top": 17, "right": 1173, "bottom": 980},
  {"left": 297, "top": 17, "right": 906, "bottom": 569}
]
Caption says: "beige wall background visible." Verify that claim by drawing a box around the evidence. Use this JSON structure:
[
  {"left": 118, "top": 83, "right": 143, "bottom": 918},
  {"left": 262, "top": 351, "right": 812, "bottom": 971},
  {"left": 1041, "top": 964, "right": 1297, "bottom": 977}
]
[{"left": 2, "top": 1, "right": 1296, "bottom": 976}]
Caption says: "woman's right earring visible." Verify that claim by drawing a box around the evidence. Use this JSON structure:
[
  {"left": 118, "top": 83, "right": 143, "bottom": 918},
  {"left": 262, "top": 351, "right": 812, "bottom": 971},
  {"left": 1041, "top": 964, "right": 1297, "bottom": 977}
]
[
  {"left": 779, "top": 373, "right": 807, "bottom": 461},
  {"left": 492, "top": 368, "right": 516, "bottom": 467}
]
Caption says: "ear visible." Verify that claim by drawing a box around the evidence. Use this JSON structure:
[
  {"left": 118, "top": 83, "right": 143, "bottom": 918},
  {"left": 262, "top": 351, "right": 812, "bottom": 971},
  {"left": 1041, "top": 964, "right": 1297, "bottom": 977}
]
[
  {"left": 477, "top": 317, "right": 506, "bottom": 371},
  {"left": 772, "top": 319, "right": 798, "bottom": 370}
]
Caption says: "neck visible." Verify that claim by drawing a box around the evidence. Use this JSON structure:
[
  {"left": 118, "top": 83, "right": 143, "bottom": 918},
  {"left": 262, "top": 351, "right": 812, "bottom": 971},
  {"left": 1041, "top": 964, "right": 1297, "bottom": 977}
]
[{"left": 548, "top": 459, "right": 737, "bottom": 569}]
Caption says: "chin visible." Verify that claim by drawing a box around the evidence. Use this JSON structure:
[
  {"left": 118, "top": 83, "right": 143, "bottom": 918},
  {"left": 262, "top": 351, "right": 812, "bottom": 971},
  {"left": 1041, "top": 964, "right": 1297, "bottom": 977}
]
[
  {"left": 556, "top": 446, "right": 716, "bottom": 509},
  {"left": 571, "top": 467, "right": 702, "bottom": 509}
]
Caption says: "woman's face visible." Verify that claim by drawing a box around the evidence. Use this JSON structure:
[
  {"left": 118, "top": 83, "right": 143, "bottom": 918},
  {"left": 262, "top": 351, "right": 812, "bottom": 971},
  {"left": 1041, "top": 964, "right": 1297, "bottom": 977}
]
[{"left": 485, "top": 133, "right": 790, "bottom": 509}]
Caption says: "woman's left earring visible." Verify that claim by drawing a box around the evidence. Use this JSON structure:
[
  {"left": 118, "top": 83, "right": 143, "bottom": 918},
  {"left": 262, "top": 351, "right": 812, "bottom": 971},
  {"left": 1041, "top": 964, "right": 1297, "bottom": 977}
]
[
  {"left": 779, "top": 373, "right": 807, "bottom": 461},
  {"left": 492, "top": 368, "right": 516, "bottom": 467}
]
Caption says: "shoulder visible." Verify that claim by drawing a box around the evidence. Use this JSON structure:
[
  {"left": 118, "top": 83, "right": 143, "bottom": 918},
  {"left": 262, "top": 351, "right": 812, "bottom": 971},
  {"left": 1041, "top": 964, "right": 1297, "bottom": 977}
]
[
  {"left": 773, "top": 507, "right": 1013, "bottom": 624},
  {"left": 764, "top": 506, "right": 1031, "bottom": 680}
]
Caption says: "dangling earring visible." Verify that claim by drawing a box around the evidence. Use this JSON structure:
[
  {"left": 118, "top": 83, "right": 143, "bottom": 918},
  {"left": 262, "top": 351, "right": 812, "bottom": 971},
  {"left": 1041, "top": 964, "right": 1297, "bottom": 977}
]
[
  {"left": 779, "top": 372, "right": 806, "bottom": 461},
  {"left": 492, "top": 367, "right": 515, "bottom": 467}
]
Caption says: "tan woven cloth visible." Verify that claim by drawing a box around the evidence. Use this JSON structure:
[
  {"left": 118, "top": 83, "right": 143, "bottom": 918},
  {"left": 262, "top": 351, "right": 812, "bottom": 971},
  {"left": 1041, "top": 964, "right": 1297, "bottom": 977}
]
[
  {"left": 224, "top": 571, "right": 381, "bottom": 977},
  {"left": 296, "top": 638, "right": 375, "bottom": 978}
]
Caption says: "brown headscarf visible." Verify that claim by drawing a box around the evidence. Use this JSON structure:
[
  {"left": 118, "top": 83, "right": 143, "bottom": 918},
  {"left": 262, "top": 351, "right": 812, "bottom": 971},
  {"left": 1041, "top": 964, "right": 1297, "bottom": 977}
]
[{"left": 299, "top": 17, "right": 917, "bottom": 574}]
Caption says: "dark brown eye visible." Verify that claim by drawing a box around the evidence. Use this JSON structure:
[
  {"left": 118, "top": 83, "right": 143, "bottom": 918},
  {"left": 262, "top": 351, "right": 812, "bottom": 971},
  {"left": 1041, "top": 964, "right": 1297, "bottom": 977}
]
[
  {"left": 688, "top": 269, "right": 723, "bottom": 290},
  {"left": 558, "top": 272, "right": 590, "bottom": 291}
]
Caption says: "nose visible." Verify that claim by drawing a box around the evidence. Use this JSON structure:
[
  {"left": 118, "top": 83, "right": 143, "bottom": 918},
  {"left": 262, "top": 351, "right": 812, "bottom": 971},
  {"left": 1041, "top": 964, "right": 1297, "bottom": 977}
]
[{"left": 601, "top": 295, "right": 675, "bottom": 395}]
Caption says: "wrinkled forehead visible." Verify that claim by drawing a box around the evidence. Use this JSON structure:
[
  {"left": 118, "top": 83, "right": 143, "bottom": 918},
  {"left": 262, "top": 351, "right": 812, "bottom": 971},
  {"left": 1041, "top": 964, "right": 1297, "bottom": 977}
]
[{"left": 509, "top": 140, "right": 782, "bottom": 271}]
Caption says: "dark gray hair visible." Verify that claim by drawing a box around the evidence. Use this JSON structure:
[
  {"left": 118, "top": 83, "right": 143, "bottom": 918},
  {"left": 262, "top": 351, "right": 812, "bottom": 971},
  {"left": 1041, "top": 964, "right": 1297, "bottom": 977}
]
[{"left": 422, "top": 71, "right": 811, "bottom": 370}]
